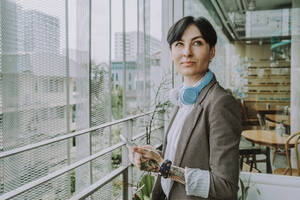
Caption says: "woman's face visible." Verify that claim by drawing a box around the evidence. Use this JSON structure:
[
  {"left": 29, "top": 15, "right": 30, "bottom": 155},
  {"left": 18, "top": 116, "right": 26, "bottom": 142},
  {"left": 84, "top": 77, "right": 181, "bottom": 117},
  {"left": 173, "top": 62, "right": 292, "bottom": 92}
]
[{"left": 170, "top": 24, "right": 215, "bottom": 85}]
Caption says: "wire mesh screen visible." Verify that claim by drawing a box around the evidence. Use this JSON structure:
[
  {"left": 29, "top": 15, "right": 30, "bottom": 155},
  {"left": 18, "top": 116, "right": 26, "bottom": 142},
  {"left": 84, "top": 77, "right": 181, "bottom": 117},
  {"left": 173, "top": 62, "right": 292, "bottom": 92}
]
[
  {"left": 0, "top": 0, "right": 165, "bottom": 199},
  {"left": 86, "top": 174, "right": 123, "bottom": 200},
  {"left": 0, "top": 0, "right": 71, "bottom": 199},
  {"left": 90, "top": 148, "right": 122, "bottom": 200}
]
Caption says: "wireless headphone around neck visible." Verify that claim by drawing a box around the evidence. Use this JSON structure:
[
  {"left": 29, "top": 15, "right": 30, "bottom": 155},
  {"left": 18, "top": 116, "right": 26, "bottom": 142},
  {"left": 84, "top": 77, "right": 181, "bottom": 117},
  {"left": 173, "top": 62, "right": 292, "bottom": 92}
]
[{"left": 179, "top": 70, "right": 213, "bottom": 105}]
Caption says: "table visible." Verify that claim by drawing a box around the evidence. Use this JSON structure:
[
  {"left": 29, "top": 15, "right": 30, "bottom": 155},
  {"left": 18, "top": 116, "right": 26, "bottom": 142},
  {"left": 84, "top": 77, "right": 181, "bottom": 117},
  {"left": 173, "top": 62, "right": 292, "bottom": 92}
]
[
  {"left": 265, "top": 114, "right": 290, "bottom": 126},
  {"left": 242, "top": 130, "right": 289, "bottom": 149},
  {"left": 241, "top": 130, "right": 290, "bottom": 173}
]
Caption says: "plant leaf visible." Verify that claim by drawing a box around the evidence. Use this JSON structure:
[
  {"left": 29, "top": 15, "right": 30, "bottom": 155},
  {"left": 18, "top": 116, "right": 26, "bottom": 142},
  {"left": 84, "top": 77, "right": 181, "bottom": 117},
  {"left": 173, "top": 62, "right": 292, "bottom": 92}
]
[{"left": 137, "top": 174, "right": 155, "bottom": 199}]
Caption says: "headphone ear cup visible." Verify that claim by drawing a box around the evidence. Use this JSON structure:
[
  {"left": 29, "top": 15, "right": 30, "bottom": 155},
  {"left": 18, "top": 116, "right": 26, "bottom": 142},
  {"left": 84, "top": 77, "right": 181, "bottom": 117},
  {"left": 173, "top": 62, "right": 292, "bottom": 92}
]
[
  {"left": 180, "top": 87, "right": 198, "bottom": 105},
  {"left": 179, "top": 70, "right": 214, "bottom": 105}
]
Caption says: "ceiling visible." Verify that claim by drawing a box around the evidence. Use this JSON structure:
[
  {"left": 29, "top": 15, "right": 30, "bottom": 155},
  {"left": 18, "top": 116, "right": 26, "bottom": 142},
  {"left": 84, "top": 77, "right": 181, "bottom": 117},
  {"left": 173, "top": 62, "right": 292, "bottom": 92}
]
[{"left": 210, "top": 0, "right": 292, "bottom": 41}]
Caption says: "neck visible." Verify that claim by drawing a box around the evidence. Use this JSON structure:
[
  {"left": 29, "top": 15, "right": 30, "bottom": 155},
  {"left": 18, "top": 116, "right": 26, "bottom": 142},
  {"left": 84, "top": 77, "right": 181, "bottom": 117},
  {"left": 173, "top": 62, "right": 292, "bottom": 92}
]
[{"left": 183, "top": 71, "right": 208, "bottom": 87}]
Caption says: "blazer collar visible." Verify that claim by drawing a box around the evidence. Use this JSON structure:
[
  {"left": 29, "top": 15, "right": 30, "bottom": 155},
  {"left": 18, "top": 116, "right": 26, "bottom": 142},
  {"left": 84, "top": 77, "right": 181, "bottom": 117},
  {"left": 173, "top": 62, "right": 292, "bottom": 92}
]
[
  {"left": 195, "top": 75, "right": 217, "bottom": 106},
  {"left": 162, "top": 75, "right": 217, "bottom": 158}
]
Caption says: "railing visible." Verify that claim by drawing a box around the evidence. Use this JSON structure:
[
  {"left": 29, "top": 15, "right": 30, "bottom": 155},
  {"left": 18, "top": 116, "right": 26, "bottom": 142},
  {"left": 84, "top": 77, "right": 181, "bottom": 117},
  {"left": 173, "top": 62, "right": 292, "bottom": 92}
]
[{"left": 0, "top": 110, "right": 165, "bottom": 200}]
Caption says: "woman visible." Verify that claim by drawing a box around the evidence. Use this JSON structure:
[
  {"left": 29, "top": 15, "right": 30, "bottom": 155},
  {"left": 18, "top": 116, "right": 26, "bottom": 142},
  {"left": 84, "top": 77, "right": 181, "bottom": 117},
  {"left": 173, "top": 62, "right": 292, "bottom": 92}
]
[{"left": 129, "top": 16, "right": 242, "bottom": 200}]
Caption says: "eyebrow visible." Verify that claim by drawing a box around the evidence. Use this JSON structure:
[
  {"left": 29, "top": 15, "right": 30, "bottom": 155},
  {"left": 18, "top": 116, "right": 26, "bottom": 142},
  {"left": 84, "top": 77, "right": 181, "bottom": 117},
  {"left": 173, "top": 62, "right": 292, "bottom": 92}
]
[
  {"left": 177, "top": 35, "right": 204, "bottom": 42},
  {"left": 191, "top": 36, "right": 204, "bottom": 41}
]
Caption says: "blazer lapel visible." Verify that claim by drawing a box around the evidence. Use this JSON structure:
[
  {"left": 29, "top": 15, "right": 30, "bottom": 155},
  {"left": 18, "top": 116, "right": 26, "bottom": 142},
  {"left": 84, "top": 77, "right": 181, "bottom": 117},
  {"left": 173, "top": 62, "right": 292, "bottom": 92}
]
[
  {"left": 168, "top": 76, "right": 217, "bottom": 194},
  {"left": 173, "top": 77, "right": 217, "bottom": 166},
  {"left": 173, "top": 104, "right": 203, "bottom": 166}
]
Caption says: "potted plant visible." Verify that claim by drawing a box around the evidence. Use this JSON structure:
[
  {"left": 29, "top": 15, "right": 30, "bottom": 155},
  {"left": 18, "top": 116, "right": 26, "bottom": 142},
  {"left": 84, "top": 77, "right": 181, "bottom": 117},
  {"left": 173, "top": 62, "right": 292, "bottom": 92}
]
[{"left": 238, "top": 175, "right": 260, "bottom": 200}]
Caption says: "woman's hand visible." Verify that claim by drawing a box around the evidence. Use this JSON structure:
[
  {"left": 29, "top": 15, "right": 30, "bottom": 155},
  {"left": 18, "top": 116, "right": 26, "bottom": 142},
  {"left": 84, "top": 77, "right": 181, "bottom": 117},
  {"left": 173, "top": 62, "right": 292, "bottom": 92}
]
[{"left": 130, "top": 145, "right": 164, "bottom": 173}]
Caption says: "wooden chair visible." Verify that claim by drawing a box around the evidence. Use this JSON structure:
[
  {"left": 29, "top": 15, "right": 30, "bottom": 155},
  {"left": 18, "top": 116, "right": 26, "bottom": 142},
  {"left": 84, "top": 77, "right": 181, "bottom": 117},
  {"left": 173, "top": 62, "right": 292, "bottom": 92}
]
[
  {"left": 265, "top": 118, "right": 278, "bottom": 130},
  {"left": 263, "top": 117, "right": 286, "bottom": 164},
  {"left": 257, "top": 113, "right": 266, "bottom": 130},
  {"left": 273, "top": 132, "right": 300, "bottom": 176},
  {"left": 240, "top": 100, "right": 259, "bottom": 129},
  {"left": 239, "top": 145, "right": 269, "bottom": 173},
  {"left": 241, "top": 162, "right": 260, "bottom": 173}
]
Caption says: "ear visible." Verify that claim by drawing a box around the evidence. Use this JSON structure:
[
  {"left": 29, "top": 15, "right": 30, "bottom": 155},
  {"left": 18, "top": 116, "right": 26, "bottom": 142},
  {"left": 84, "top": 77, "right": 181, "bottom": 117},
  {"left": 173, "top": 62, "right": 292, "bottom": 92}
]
[{"left": 209, "top": 46, "right": 216, "bottom": 60}]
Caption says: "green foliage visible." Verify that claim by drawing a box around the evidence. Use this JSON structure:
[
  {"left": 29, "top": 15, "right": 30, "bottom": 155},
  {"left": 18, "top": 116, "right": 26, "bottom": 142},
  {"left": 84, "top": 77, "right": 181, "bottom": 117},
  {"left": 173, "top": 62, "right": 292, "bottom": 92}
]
[
  {"left": 134, "top": 174, "right": 155, "bottom": 200},
  {"left": 238, "top": 177, "right": 250, "bottom": 200},
  {"left": 238, "top": 176, "right": 260, "bottom": 200},
  {"left": 111, "top": 126, "right": 122, "bottom": 169},
  {"left": 111, "top": 86, "right": 123, "bottom": 120},
  {"left": 111, "top": 148, "right": 122, "bottom": 169},
  {"left": 70, "top": 171, "right": 76, "bottom": 194}
]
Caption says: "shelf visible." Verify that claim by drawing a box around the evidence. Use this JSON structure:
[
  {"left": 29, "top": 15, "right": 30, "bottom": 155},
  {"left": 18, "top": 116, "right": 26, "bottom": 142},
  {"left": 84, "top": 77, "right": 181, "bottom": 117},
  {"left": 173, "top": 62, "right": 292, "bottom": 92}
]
[
  {"left": 240, "top": 58, "right": 291, "bottom": 116},
  {"left": 248, "top": 66, "right": 290, "bottom": 69},
  {"left": 245, "top": 84, "right": 290, "bottom": 87},
  {"left": 244, "top": 99, "right": 290, "bottom": 102},
  {"left": 247, "top": 91, "right": 290, "bottom": 94},
  {"left": 245, "top": 59, "right": 290, "bottom": 63},
  {"left": 247, "top": 75, "right": 290, "bottom": 77},
  {"left": 247, "top": 76, "right": 290, "bottom": 79}
]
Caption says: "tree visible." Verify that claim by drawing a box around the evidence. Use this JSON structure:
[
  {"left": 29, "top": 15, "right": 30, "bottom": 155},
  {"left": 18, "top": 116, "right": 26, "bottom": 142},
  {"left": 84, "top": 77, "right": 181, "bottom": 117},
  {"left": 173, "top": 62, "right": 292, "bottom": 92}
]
[{"left": 111, "top": 86, "right": 123, "bottom": 120}]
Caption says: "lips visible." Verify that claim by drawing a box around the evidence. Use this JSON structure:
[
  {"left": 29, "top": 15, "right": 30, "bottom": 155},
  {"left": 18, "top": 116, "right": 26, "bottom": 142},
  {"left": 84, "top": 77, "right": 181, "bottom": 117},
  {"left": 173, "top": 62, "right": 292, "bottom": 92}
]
[{"left": 181, "top": 61, "right": 195, "bottom": 66}]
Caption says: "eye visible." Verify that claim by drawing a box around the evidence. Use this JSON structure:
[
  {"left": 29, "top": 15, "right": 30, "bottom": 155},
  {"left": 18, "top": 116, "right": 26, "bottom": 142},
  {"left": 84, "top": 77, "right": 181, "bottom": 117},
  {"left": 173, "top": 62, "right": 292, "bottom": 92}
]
[
  {"left": 193, "top": 40, "right": 203, "bottom": 46},
  {"left": 174, "top": 41, "right": 184, "bottom": 47}
]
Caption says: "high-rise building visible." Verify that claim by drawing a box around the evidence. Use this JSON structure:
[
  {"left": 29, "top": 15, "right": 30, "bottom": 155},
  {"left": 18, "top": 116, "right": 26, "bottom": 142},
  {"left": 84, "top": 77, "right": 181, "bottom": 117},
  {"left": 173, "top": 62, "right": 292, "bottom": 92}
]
[
  {"left": 24, "top": 10, "right": 60, "bottom": 54},
  {"left": 114, "top": 31, "right": 161, "bottom": 60},
  {"left": 112, "top": 31, "right": 161, "bottom": 112}
]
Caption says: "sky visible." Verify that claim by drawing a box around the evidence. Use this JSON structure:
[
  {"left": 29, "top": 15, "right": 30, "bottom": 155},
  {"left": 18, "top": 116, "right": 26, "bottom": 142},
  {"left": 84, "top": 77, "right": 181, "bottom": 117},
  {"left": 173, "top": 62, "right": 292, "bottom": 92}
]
[{"left": 19, "top": 0, "right": 162, "bottom": 63}]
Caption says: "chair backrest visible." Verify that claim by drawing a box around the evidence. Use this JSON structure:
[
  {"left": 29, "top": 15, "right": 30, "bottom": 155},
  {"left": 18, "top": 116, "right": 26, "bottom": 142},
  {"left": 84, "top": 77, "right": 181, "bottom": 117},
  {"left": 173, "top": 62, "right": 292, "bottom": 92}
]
[
  {"left": 257, "top": 113, "right": 266, "bottom": 130},
  {"left": 265, "top": 118, "right": 278, "bottom": 130},
  {"left": 240, "top": 99, "right": 249, "bottom": 121},
  {"left": 285, "top": 132, "right": 300, "bottom": 176},
  {"left": 295, "top": 136, "right": 300, "bottom": 176}
]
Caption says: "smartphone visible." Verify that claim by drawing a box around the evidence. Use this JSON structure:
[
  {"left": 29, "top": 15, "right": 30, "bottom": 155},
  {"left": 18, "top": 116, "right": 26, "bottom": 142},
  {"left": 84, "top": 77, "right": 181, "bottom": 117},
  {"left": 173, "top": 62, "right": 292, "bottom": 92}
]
[{"left": 120, "top": 135, "right": 136, "bottom": 147}]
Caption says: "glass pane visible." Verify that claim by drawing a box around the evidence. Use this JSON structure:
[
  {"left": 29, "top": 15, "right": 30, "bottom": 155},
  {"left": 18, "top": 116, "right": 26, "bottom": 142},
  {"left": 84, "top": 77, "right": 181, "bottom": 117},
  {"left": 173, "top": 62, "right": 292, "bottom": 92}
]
[
  {"left": 184, "top": 0, "right": 229, "bottom": 87},
  {"left": 0, "top": 0, "right": 70, "bottom": 198},
  {"left": 111, "top": 0, "right": 123, "bottom": 119}
]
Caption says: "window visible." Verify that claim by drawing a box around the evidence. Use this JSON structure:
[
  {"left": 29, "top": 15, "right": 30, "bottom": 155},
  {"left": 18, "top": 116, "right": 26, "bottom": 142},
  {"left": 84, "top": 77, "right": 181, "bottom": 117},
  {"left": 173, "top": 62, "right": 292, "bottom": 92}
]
[
  {"left": 116, "top": 73, "right": 118, "bottom": 81},
  {"left": 73, "top": 81, "right": 77, "bottom": 92},
  {"left": 49, "top": 79, "right": 57, "bottom": 92},
  {"left": 72, "top": 105, "right": 76, "bottom": 123},
  {"left": 56, "top": 106, "right": 64, "bottom": 119},
  {"left": 0, "top": 114, "right": 3, "bottom": 130},
  {"left": 35, "top": 80, "right": 39, "bottom": 92}
]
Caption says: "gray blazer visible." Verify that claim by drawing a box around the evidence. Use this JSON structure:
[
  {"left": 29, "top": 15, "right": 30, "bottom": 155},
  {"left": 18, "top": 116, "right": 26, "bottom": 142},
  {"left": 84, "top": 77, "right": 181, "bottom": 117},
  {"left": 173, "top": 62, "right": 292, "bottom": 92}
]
[{"left": 152, "top": 76, "right": 242, "bottom": 200}]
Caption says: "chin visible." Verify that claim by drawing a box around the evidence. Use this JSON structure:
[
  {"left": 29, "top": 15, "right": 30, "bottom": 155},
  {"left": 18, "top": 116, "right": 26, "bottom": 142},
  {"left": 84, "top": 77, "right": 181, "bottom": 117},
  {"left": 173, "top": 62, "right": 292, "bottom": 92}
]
[{"left": 180, "top": 69, "right": 200, "bottom": 76}]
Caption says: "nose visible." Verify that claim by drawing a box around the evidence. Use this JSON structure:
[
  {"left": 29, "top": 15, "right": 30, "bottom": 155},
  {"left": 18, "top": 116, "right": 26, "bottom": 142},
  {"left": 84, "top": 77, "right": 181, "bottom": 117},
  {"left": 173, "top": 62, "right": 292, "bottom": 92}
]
[{"left": 183, "top": 44, "right": 192, "bottom": 57}]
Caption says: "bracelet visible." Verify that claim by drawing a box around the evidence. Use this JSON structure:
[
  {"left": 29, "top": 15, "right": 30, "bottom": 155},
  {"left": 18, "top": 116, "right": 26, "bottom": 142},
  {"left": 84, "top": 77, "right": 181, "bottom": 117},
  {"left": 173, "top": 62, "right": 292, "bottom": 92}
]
[{"left": 159, "top": 159, "right": 172, "bottom": 178}]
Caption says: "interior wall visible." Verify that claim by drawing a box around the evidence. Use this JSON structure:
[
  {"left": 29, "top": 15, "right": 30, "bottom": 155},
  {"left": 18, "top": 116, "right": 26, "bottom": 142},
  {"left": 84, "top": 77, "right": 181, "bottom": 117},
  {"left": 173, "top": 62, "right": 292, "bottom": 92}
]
[{"left": 291, "top": 0, "right": 300, "bottom": 166}]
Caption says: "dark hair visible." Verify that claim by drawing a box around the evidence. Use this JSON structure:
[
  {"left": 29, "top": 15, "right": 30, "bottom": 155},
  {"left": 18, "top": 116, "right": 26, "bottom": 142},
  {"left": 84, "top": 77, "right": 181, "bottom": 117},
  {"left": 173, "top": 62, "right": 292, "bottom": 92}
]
[{"left": 167, "top": 16, "right": 217, "bottom": 48}]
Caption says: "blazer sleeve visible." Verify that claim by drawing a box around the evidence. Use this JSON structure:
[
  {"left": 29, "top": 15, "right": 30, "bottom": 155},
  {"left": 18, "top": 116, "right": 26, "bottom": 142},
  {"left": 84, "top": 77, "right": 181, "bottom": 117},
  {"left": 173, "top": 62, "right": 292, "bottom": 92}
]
[{"left": 208, "top": 94, "right": 242, "bottom": 200}]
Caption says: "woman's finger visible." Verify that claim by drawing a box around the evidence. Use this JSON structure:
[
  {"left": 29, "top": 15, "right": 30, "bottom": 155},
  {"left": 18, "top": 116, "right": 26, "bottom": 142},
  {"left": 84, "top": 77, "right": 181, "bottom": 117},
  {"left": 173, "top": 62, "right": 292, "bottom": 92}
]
[
  {"left": 142, "top": 145, "right": 156, "bottom": 151},
  {"left": 135, "top": 152, "right": 142, "bottom": 166},
  {"left": 133, "top": 147, "right": 159, "bottom": 158}
]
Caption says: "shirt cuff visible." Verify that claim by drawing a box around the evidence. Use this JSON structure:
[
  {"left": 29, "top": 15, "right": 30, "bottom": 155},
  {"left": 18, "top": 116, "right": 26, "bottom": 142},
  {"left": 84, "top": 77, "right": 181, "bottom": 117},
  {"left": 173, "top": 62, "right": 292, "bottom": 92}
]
[{"left": 185, "top": 167, "right": 210, "bottom": 198}]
